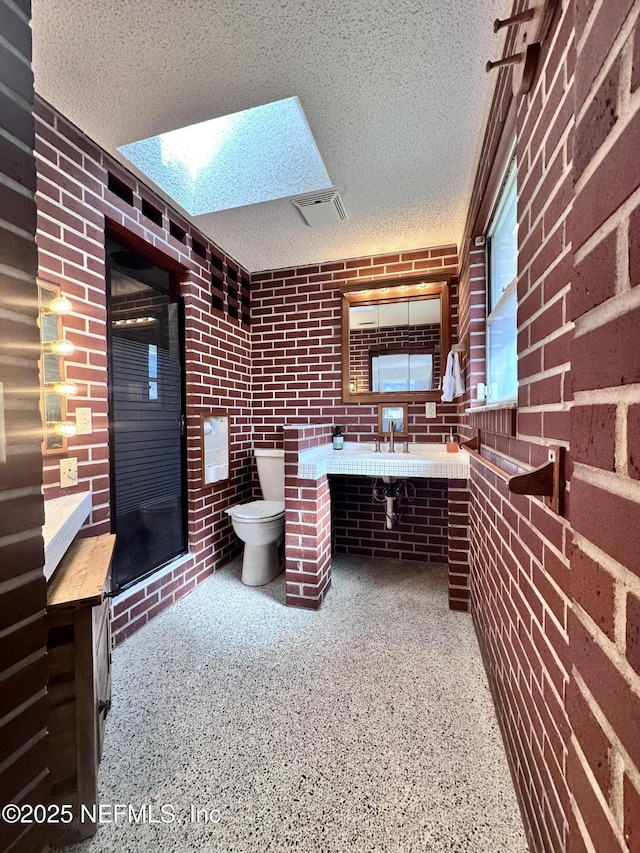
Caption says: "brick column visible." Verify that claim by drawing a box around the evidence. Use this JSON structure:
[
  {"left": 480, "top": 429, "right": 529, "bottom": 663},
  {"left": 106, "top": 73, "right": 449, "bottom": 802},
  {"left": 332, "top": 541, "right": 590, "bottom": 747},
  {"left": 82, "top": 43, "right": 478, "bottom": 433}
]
[
  {"left": 283, "top": 425, "right": 333, "bottom": 608},
  {"left": 447, "top": 478, "right": 470, "bottom": 610}
]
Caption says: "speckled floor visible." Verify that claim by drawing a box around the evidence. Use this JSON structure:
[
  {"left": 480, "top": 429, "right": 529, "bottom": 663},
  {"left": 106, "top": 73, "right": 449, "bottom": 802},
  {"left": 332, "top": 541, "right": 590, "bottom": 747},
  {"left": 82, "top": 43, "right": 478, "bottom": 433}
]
[{"left": 68, "top": 556, "right": 528, "bottom": 852}]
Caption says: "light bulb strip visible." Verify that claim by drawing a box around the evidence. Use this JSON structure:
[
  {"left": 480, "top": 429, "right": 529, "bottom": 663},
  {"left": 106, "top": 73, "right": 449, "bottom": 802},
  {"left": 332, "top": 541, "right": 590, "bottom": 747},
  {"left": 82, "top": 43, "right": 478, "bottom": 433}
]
[
  {"left": 51, "top": 381, "right": 78, "bottom": 397},
  {"left": 47, "top": 339, "right": 76, "bottom": 356},
  {"left": 52, "top": 421, "right": 78, "bottom": 437},
  {"left": 47, "top": 295, "right": 73, "bottom": 315}
]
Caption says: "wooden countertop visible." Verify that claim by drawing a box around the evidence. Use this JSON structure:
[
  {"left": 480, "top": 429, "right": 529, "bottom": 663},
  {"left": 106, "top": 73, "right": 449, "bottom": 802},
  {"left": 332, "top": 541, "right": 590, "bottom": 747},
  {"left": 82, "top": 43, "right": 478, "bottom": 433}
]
[{"left": 47, "top": 534, "right": 116, "bottom": 609}]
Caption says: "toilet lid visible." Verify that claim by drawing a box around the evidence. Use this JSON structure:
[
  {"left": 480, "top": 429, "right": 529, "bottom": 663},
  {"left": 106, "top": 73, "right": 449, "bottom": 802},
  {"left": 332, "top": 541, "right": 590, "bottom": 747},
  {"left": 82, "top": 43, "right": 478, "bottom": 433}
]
[{"left": 228, "top": 500, "right": 284, "bottom": 521}]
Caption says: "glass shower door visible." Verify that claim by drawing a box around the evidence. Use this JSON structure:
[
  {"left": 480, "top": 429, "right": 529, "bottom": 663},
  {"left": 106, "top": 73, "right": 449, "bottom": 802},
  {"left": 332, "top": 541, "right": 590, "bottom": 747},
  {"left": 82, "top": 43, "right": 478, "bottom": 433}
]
[{"left": 108, "top": 262, "right": 186, "bottom": 592}]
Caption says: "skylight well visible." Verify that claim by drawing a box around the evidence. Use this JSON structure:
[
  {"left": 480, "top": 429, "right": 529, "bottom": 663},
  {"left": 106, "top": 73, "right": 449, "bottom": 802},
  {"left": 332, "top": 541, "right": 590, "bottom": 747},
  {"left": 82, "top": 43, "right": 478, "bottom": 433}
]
[{"left": 117, "top": 97, "right": 332, "bottom": 216}]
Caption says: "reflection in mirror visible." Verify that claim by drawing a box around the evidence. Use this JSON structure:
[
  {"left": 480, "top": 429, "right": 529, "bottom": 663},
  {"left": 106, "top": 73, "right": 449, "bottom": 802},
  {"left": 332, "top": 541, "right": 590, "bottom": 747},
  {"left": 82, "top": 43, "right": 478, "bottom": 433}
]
[
  {"left": 341, "top": 277, "right": 450, "bottom": 404},
  {"left": 378, "top": 404, "right": 408, "bottom": 435},
  {"left": 371, "top": 351, "right": 433, "bottom": 392}
]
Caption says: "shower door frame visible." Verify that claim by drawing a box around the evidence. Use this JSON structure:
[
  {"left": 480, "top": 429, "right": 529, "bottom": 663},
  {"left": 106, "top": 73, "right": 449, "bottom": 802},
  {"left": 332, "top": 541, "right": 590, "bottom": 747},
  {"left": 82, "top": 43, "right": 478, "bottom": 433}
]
[{"left": 106, "top": 240, "right": 188, "bottom": 595}]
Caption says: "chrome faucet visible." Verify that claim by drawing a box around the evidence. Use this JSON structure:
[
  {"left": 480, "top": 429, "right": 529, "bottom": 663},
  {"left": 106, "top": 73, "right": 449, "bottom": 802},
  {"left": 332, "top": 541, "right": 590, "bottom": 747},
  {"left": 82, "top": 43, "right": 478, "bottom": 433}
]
[{"left": 388, "top": 420, "right": 396, "bottom": 453}]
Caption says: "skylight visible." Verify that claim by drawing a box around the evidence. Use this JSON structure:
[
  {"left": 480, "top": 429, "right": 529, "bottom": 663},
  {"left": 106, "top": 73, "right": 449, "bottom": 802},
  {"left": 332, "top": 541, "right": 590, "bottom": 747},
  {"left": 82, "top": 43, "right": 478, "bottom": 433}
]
[{"left": 117, "top": 97, "right": 332, "bottom": 216}]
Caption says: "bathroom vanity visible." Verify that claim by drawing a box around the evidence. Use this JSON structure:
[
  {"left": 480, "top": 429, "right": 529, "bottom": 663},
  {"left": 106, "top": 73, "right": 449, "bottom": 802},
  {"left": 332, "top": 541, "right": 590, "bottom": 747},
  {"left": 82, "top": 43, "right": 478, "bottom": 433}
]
[
  {"left": 47, "top": 534, "right": 114, "bottom": 846},
  {"left": 283, "top": 426, "right": 471, "bottom": 612},
  {"left": 44, "top": 494, "right": 114, "bottom": 847},
  {"left": 297, "top": 440, "right": 469, "bottom": 480}
]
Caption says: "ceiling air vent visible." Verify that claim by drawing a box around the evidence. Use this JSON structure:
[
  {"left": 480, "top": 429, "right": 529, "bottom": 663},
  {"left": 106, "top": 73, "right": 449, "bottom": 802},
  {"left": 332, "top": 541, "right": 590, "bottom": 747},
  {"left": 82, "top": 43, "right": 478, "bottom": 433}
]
[{"left": 292, "top": 191, "right": 348, "bottom": 226}]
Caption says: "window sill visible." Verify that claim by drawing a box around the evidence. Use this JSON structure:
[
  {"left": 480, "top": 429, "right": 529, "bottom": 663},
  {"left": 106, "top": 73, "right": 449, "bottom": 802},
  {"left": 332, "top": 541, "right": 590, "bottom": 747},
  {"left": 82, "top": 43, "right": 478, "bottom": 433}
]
[{"left": 464, "top": 400, "right": 517, "bottom": 414}]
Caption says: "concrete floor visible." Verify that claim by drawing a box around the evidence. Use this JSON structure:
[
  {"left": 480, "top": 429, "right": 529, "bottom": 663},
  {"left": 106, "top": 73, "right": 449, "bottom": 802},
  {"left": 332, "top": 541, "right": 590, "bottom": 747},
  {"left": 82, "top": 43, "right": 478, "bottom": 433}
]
[{"left": 68, "top": 556, "right": 528, "bottom": 852}]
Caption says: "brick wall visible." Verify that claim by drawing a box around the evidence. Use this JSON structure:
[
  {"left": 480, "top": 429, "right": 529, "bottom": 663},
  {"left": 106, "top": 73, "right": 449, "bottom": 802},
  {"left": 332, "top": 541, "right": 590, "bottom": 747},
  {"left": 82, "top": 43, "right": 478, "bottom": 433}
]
[
  {"left": 569, "top": 1, "right": 640, "bottom": 850},
  {"left": 283, "top": 425, "right": 332, "bottom": 608},
  {"left": 458, "top": 3, "right": 575, "bottom": 850},
  {"left": 34, "top": 98, "right": 253, "bottom": 645},
  {"left": 331, "top": 475, "right": 448, "bottom": 563},
  {"left": 458, "top": 1, "right": 640, "bottom": 851},
  {"left": 251, "top": 247, "right": 463, "bottom": 566},
  {"left": 251, "top": 246, "right": 460, "bottom": 444},
  {"left": 0, "top": 2, "right": 49, "bottom": 851}
]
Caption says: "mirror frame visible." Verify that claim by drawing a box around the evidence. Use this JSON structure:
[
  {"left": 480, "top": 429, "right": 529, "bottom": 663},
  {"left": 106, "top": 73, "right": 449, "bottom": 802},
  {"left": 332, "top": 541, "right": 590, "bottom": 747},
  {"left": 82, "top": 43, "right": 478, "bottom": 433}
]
[{"left": 340, "top": 274, "right": 450, "bottom": 404}]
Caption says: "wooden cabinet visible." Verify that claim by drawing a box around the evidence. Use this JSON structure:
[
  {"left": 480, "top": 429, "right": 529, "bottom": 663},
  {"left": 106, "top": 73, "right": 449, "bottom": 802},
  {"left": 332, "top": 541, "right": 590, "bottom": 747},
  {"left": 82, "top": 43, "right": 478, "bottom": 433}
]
[{"left": 47, "top": 534, "right": 115, "bottom": 847}]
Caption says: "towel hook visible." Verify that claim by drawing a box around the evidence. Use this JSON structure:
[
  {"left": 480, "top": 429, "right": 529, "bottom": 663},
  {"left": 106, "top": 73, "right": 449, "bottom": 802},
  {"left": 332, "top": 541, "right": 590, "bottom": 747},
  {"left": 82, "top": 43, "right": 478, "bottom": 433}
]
[{"left": 486, "top": 0, "right": 559, "bottom": 96}]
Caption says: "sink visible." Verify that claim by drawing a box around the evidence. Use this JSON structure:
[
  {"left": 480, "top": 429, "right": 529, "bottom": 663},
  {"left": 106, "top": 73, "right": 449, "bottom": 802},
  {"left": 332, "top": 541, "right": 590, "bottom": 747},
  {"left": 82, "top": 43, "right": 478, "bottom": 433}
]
[
  {"left": 355, "top": 452, "right": 422, "bottom": 461},
  {"left": 297, "top": 442, "right": 469, "bottom": 481}
]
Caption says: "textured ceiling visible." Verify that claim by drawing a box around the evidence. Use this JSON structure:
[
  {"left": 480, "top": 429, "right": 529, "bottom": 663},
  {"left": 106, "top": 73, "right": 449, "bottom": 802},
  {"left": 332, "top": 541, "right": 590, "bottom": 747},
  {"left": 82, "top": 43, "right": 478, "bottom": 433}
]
[{"left": 31, "top": 0, "right": 510, "bottom": 272}]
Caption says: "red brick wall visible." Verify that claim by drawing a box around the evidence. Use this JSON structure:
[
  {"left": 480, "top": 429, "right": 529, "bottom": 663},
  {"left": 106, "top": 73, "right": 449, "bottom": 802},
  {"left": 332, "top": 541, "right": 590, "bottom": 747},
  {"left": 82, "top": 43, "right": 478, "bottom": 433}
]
[
  {"left": 0, "top": 3, "right": 49, "bottom": 852},
  {"left": 283, "top": 425, "right": 332, "bottom": 608},
  {"left": 331, "top": 475, "right": 448, "bottom": 563},
  {"left": 251, "top": 246, "right": 460, "bottom": 445},
  {"left": 458, "top": 2, "right": 640, "bottom": 851},
  {"left": 34, "top": 98, "right": 253, "bottom": 645},
  {"left": 569, "top": 1, "right": 640, "bottom": 850},
  {"left": 251, "top": 248, "right": 462, "bottom": 566}
]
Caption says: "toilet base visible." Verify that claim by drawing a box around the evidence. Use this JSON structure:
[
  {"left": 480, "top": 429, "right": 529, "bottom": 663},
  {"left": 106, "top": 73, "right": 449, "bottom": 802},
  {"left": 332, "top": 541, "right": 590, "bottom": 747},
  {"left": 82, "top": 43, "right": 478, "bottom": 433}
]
[{"left": 241, "top": 541, "right": 283, "bottom": 586}]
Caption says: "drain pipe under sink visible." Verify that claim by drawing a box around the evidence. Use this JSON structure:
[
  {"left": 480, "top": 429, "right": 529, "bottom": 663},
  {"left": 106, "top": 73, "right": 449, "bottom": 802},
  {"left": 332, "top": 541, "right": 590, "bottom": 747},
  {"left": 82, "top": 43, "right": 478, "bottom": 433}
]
[{"left": 384, "top": 494, "right": 395, "bottom": 529}]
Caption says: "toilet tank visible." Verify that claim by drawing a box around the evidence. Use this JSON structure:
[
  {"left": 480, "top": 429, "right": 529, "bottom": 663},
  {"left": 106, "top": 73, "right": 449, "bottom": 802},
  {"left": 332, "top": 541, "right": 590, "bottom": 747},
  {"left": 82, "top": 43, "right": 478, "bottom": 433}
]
[{"left": 255, "top": 448, "right": 285, "bottom": 501}]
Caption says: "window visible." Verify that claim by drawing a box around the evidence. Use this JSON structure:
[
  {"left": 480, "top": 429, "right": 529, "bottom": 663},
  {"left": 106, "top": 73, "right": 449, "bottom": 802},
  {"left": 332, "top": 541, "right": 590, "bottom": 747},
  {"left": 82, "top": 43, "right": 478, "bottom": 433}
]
[{"left": 486, "top": 161, "right": 518, "bottom": 403}]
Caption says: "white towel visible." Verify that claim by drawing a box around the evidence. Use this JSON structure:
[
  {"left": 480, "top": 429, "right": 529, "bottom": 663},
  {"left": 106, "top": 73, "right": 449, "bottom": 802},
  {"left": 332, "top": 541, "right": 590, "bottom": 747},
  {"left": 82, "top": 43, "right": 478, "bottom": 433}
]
[
  {"left": 441, "top": 352, "right": 455, "bottom": 402},
  {"left": 453, "top": 351, "right": 465, "bottom": 398},
  {"left": 441, "top": 350, "right": 465, "bottom": 402}
]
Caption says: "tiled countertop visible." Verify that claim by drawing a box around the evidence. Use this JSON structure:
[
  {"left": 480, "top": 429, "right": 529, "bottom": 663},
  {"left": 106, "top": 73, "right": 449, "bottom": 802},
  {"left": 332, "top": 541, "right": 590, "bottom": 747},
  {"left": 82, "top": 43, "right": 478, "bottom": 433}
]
[
  {"left": 43, "top": 491, "right": 92, "bottom": 581},
  {"left": 297, "top": 442, "right": 470, "bottom": 480}
]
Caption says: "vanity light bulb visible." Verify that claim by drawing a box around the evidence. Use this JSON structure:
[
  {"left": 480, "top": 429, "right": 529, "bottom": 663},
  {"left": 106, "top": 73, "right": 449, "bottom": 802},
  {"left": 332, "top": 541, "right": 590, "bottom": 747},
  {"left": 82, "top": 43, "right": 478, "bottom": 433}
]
[
  {"left": 48, "top": 295, "right": 73, "bottom": 314},
  {"left": 49, "top": 339, "right": 75, "bottom": 356},
  {"left": 380, "top": 287, "right": 389, "bottom": 293},
  {"left": 418, "top": 282, "right": 427, "bottom": 289},
  {"left": 53, "top": 380, "right": 78, "bottom": 396},
  {"left": 53, "top": 421, "right": 78, "bottom": 437},
  {"left": 399, "top": 285, "right": 408, "bottom": 292}
]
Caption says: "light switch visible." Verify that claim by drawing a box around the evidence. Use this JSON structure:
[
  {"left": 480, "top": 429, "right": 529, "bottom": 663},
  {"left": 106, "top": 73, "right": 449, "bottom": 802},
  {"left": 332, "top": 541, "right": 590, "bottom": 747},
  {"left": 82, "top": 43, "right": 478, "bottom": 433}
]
[
  {"left": 60, "top": 457, "right": 78, "bottom": 488},
  {"left": 425, "top": 403, "right": 436, "bottom": 419},
  {"left": 76, "top": 407, "right": 93, "bottom": 435}
]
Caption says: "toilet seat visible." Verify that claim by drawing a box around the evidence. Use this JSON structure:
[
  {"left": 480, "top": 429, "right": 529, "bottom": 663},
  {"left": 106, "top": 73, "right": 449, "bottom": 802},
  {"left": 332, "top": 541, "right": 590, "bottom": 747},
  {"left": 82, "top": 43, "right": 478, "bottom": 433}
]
[{"left": 226, "top": 500, "right": 285, "bottom": 522}]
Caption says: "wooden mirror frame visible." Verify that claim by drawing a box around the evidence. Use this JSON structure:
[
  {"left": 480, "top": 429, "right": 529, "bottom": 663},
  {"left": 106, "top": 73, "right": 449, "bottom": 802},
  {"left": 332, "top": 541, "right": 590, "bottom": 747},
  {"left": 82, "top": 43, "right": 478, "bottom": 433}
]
[{"left": 340, "top": 274, "right": 450, "bottom": 404}]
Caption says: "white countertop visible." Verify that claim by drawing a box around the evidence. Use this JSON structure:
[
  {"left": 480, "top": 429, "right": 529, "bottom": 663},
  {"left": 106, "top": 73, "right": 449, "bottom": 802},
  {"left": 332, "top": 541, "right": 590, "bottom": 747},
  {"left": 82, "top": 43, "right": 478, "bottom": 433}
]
[
  {"left": 297, "top": 442, "right": 469, "bottom": 480},
  {"left": 43, "top": 491, "right": 92, "bottom": 581}
]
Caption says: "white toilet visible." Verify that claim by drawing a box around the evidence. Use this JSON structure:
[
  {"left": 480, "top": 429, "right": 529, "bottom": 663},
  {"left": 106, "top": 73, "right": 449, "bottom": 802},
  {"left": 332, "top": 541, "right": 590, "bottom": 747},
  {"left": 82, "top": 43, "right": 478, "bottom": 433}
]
[{"left": 226, "top": 448, "right": 285, "bottom": 586}]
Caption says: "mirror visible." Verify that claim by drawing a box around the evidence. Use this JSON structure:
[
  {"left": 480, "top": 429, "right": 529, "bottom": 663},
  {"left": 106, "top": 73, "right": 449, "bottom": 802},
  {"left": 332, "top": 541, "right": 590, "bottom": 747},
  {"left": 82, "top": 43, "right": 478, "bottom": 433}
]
[
  {"left": 340, "top": 275, "right": 450, "bottom": 403},
  {"left": 378, "top": 404, "right": 408, "bottom": 436}
]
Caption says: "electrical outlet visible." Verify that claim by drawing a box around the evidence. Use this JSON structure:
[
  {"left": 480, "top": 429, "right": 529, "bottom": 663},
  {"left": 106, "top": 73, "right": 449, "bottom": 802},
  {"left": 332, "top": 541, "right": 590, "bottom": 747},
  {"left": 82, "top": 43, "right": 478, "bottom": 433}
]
[
  {"left": 60, "top": 457, "right": 78, "bottom": 488},
  {"left": 76, "top": 407, "right": 93, "bottom": 435},
  {"left": 425, "top": 403, "right": 436, "bottom": 419}
]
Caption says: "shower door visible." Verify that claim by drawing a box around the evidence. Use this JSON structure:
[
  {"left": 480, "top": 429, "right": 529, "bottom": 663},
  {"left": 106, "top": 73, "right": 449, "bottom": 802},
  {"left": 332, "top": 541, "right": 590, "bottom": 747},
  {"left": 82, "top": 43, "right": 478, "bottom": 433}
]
[{"left": 107, "top": 245, "right": 187, "bottom": 592}]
